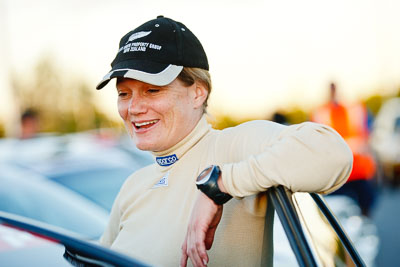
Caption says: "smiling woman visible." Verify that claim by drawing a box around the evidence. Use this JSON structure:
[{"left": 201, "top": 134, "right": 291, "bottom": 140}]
[{"left": 95, "top": 15, "right": 353, "bottom": 267}]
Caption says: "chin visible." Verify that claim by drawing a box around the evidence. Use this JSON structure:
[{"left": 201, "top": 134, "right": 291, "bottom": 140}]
[
  {"left": 135, "top": 141, "right": 159, "bottom": 152},
  {"left": 135, "top": 143, "right": 151, "bottom": 151}
]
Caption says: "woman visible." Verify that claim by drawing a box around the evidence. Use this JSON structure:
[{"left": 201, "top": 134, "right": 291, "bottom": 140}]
[{"left": 96, "top": 16, "right": 353, "bottom": 267}]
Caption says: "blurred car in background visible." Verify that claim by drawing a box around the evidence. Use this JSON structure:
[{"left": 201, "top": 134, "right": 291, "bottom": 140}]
[
  {"left": 370, "top": 97, "right": 400, "bottom": 186},
  {"left": 0, "top": 163, "right": 108, "bottom": 239},
  {"left": 0, "top": 131, "right": 153, "bottom": 211},
  {"left": 324, "top": 195, "right": 379, "bottom": 266}
]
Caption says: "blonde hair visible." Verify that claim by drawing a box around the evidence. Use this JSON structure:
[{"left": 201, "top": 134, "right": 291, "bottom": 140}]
[{"left": 177, "top": 67, "right": 212, "bottom": 111}]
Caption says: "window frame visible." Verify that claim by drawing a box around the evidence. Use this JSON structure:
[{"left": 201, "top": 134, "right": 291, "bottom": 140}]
[{"left": 268, "top": 185, "right": 366, "bottom": 267}]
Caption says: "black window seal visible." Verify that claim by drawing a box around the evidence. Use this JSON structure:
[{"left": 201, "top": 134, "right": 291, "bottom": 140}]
[{"left": 268, "top": 186, "right": 318, "bottom": 267}]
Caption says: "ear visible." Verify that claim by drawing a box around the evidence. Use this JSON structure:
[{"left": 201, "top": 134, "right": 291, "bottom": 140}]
[{"left": 192, "top": 82, "right": 208, "bottom": 109}]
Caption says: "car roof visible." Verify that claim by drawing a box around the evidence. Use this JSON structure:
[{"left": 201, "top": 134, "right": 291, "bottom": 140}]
[{"left": 0, "top": 133, "right": 153, "bottom": 177}]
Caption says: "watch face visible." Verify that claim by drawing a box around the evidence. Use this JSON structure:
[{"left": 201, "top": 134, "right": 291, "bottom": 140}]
[{"left": 196, "top": 166, "right": 213, "bottom": 185}]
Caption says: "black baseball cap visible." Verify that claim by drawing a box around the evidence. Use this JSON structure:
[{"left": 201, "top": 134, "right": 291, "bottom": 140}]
[{"left": 96, "top": 15, "right": 209, "bottom": 90}]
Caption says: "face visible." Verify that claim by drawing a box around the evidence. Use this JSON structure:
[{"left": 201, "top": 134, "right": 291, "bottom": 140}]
[{"left": 116, "top": 78, "right": 207, "bottom": 152}]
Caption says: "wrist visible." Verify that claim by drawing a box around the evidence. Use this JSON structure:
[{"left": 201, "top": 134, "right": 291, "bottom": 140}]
[
  {"left": 217, "top": 174, "right": 227, "bottom": 194},
  {"left": 196, "top": 165, "right": 232, "bottom": 205}
]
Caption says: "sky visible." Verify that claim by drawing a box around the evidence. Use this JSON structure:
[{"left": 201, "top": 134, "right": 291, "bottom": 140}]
[{"left": 1, "top": 0, "right": 400, "bottom": 133}]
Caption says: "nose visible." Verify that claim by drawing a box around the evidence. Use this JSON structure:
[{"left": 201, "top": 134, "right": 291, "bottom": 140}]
[{"left": 128, "top": 93, "right": 147, "bottom": 115}]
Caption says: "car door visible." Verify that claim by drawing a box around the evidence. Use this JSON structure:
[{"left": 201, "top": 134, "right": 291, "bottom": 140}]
[{"left": 269, "top": 186, "right": 367, "bottom": 267}]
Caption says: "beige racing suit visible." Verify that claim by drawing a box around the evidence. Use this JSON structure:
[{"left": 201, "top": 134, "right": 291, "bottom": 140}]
[{"left": 101, "top": 115, "right": 352, "bottom": 266}]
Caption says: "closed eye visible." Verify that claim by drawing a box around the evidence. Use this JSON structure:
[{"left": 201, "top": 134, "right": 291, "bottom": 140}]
[{"left": 148, "top": 89, "right": 160, "bottom": 93}]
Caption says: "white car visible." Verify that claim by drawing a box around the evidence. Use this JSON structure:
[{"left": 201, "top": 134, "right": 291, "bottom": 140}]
[
  {"left": 0, "top": 164, "right": 108, "bottom": 239},
  {"left": 370, "top": 97, "right": 400, "bottom": 186},
  {"left": 0, "top": 132, "right": 153, "bottom": 211}
]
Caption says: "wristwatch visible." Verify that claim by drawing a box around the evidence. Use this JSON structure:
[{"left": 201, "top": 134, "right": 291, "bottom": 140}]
[{"left": 196, "top": 165, "right": 232, "bottom": 205}]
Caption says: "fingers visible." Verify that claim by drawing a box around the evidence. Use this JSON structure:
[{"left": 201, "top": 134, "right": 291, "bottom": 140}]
[
  {"left": 191, "top": 226, "right": 208, "bottom": 266},
  {"left": 181, "top": 225, "right": 208, "bottom": 267},
  {"left": 180, "top": 241, "right": 188, "bottom": 267},
  {"left": 184, "top": 223, "right": 207, "bottom": 266},
  {"left": 181, "top": 193, "right": 222, "bottom": 266}
]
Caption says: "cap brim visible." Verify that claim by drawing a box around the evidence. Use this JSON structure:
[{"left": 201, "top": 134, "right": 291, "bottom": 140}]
[{"left": 96, "top": 61, "right": 183, "bottom": 90}]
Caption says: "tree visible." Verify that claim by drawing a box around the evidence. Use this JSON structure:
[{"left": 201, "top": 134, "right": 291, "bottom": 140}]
[{"left": 11, "top": 55, "right": 120, "bottom": 135}]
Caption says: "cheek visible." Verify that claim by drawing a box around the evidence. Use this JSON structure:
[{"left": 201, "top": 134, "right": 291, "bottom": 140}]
[{"left": 117, "top": 101, "right": 128, "bottom": 119}]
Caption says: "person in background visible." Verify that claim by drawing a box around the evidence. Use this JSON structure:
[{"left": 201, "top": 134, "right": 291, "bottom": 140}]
[
  {"left": 96, "top": 16, "right": 353, "bottom": 266},
  {"left": 271, "top": 111, "right": 288, "bottom": 125},
  {"left": 312, "top": 82, "right": 377, "bottom": 216},
  {"left": 20, "top": 108, "right": 39, "bottom": 139}
]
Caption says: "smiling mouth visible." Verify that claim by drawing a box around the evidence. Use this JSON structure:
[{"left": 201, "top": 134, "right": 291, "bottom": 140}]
[{"left": 133, "top": 120, "right": 159, "bottom": 130}]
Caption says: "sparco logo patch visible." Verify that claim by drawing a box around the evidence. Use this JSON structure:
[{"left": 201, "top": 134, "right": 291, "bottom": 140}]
[{"left": 156, "top": 154, "right": 178, "bottom": 167}]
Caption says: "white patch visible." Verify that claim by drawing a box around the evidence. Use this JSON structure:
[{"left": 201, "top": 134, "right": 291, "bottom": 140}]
[
  {"left": 152, "top": 172, "right": 169, "bottom": 189},
  {"left": 126, "top": 31, "right": 152, "bottom": 44}
]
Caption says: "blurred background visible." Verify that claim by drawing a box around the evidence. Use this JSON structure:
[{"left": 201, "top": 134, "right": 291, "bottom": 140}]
[{"left": 1, "top": 0, "right": 400, "bottom": 266}]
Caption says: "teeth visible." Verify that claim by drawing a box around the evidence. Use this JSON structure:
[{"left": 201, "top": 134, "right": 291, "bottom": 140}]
[{"left": 135, "top": 120, "right": 158, "bottom": 127}]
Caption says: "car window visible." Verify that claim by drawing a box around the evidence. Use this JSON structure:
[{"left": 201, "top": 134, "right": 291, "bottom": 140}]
[
  {"left": 291, "top": 192, "right": 356, "bottom": 266},
  {"left": 273, "top": 212, "right": 298, "bottom": 266}
]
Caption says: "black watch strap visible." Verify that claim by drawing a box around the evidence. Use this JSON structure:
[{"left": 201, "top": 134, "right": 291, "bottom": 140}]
[{"left": 196, "top": 165, "right": 232, "bottom": 205}]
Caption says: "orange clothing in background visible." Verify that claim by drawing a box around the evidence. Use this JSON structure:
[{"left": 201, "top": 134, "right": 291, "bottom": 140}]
[{"left": 312, "top": 102, "right": 376, "bottom": 182}]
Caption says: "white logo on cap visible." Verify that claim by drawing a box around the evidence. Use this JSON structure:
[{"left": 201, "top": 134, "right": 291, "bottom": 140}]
[
  {"left": 119, "top": 30, "right": 161, "bottom": 54},
  {"left": 126, "top": 31, "right": 152, "bottom": 44}
]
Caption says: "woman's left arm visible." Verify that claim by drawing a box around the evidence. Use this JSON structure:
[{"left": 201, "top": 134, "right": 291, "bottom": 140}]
[
  {"left": 180, "top": 121, "right": 353, "bottom": 267},
  {"left": 220, "top": 121, "right": 353, "bottom": 197}
]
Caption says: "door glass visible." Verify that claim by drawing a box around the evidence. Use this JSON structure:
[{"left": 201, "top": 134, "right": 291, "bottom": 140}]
[
  {"left": 291, "top": 192, "right": 356, "bottom": 267},
  {"left": 273, "top": 211, "right": 298, "bottom": 266}
]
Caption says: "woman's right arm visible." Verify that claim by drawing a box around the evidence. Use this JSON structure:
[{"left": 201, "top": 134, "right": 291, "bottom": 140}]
[{"left": 99, "top": 196, "right": 121, "bottom": 247}]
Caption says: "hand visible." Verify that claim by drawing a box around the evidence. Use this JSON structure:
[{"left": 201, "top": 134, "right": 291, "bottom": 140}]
[{"left": 180, "top": 192, "right": 223, "bottom": 267}]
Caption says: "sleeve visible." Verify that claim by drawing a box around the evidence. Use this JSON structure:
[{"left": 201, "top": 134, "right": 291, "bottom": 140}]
[
  {"left": 218, "top": 121, "right": 353, "bottom": 197},
  {"left": 99, "top": 195, "right": 121, "bottom": 247}
]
